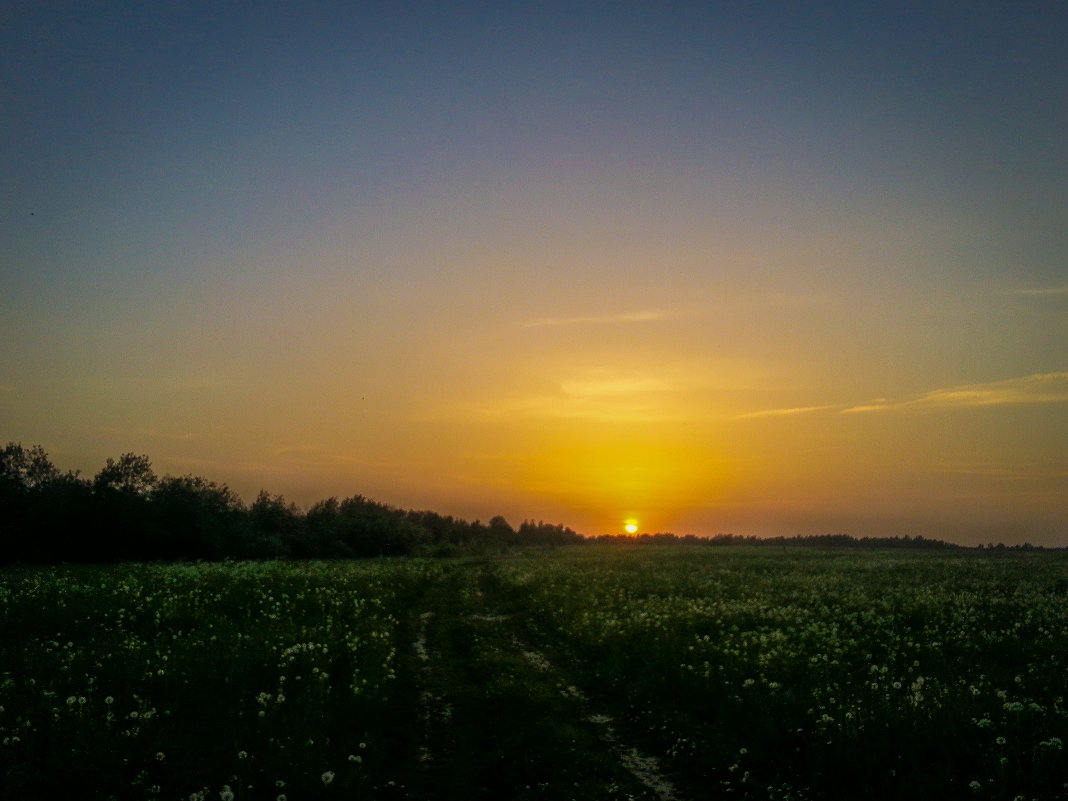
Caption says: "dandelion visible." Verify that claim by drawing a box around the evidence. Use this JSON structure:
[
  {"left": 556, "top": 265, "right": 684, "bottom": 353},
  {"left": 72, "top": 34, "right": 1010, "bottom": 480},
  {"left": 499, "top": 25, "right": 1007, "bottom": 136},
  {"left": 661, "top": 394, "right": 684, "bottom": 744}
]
[
  {"left": 156, "top": 751, "right": 165, "bottom": 761},
  {"left": 969, "top": 780, "right": 982, "bottom": 791},
  {"left": 219, "top": 787, "right": 235, "bottom": 801},
  {"left": 321, "top": 770, "right": 335, "bottom": 785},
  {"left": 105, "top": 696, "right": 114, "bottom": 705},
  {"left": 995, "top": 736, "right": 1006, "bottom": 745}
]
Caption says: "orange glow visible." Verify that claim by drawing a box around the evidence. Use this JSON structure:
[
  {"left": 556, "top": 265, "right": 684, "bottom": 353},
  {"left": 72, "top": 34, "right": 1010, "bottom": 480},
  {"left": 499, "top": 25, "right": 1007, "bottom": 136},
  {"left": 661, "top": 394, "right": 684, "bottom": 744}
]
[{"left": 624, "top": 520, "right": 639, "bottom": 534}]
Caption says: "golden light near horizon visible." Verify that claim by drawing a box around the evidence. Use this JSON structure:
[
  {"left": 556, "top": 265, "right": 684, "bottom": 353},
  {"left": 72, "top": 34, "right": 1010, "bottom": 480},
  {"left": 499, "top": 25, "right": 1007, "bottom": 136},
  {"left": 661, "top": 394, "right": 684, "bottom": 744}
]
[{"left": 3, "top": 3, "right": 1066, "bottom": 549}]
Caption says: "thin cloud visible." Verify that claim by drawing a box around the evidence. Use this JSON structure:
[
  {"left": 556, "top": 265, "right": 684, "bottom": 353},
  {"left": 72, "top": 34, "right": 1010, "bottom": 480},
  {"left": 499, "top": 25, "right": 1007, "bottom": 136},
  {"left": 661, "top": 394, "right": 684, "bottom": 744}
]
[
  {"left": 735, "top": 404, "right": 843, "bottom": 420},
  {"left": 843, "top": 372, "right": 1068, "bottom": 413},
  {"left": 521, "top": 310, "right": 672, "bottom": 328},
  {"left": 738, "top": 372, "right": 1068, "bottom": 419},
  {"left": 94, "top": 426, "right": 199, "bottom": 442},
  {"left": 933, "top": 461, "right": 1068, "bottom": 480},
  {"left": 560, "top": 377, "right": 675, "bottom": 397},
  {"left": 440, "top": 370, "right": 686, "bottom": 424},
  {"left": 1004, "top": 286, "right": 1068, "bottom": 296}
]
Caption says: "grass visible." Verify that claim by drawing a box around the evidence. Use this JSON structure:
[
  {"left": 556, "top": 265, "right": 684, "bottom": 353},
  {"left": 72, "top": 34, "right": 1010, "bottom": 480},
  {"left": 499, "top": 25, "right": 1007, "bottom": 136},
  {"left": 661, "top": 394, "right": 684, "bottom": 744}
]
[{"left": 2, "top": 547, "right": 1066, "bottom": 800}]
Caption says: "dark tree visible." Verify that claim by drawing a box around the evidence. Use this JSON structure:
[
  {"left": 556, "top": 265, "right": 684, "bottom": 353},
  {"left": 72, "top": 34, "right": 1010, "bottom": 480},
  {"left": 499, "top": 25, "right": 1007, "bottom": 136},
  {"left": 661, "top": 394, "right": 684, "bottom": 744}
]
[
  {"left": 0, "top": 442, "right": 62, "bottom": 490},
  {"left": 150, "top": 475, "right": 246, "bottom": 560},
  {"left": 248, "top": 490, "right": 300, "bottom": 558},
  {"left": 92, "top": 453, "right": 156, "bottom": 495}
]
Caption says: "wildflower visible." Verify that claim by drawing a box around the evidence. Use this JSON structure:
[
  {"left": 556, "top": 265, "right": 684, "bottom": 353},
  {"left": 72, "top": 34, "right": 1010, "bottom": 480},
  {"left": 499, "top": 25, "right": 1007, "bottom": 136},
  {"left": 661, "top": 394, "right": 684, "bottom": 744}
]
[
  {"left": 996, "top": 736, "right": 1006, "bottom": 745},
  {"left": 156, "top": 752, "right": 165, "bottom": 761},
  {"left": 220, "top": 787, "right": 235, "bottom": 801},
  {"left": 105, "top": 696, "right": 114, "bottom": 705},
  {"left": 66, "top": 696, "right": 77, "bottom": 706},
  {"left": 238, "top": 750, "right": 248, "bottom": 759},
  {"left": 321, "top": 770, "right": 335, "bottom": 785},
  {"left": 969, "top": 780, "right": 982, "bottom": 791}
]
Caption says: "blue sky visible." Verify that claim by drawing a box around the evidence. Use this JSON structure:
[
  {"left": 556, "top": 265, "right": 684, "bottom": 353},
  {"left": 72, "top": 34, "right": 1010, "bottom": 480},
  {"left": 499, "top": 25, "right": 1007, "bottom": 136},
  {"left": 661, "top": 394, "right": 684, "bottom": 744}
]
[{"left": 3, "top": 1, "right": 1066, "bottom": 543}]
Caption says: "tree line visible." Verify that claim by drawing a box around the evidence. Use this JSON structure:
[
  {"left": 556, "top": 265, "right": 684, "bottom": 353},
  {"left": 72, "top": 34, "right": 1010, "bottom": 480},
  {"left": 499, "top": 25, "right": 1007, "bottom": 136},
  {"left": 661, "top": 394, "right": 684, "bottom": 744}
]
[
  {"left": 594, "top": 532, "right": 969, "bottom": 549},
  {"left": 0, "top": 443, "right": 582, "bottom": 564}
]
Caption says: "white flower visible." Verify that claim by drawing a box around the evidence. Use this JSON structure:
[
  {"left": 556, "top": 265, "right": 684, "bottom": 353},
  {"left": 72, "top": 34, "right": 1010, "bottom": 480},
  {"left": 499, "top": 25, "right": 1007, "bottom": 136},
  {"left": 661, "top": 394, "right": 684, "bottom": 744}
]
[
  {"left": 219, "top": 786, "right": 235, "bottom": 801},
  {"left": 321, "top": 770, "right": 335, "bottom": 785}
]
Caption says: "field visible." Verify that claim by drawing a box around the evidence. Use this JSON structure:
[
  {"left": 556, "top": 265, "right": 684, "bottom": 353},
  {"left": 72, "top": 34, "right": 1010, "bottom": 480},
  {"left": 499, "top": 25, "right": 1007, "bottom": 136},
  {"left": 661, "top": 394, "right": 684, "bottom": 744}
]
[{"left": 2, "top": 547, "right": 1066, "bottom": 801}]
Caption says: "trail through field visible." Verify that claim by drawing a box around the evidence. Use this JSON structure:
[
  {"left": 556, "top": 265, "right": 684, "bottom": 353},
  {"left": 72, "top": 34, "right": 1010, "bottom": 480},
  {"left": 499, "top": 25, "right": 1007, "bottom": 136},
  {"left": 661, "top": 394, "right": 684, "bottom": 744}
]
[{"left": 404, "top": 561, "right": 679, "bottom": 801}]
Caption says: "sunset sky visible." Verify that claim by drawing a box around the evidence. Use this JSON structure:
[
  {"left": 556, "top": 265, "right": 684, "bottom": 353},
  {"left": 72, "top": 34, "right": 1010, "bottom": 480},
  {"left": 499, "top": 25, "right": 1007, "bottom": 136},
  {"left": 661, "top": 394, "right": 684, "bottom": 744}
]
[{"left": 3, "top": 2, "right": 1066, "bottom": 545}]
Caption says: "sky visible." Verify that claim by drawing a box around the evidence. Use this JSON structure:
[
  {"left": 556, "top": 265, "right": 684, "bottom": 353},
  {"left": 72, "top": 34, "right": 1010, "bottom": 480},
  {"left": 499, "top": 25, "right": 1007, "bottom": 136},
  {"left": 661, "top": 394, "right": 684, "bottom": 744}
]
[{"left": 2, "top": 1, "right": 1066, "bottom": 546}]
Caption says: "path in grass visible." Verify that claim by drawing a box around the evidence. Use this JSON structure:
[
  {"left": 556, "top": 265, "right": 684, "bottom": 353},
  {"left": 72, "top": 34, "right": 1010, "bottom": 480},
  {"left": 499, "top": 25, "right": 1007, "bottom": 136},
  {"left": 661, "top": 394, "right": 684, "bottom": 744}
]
[{"left": 404, "top": 560, "right": 678, "bottom": 801}]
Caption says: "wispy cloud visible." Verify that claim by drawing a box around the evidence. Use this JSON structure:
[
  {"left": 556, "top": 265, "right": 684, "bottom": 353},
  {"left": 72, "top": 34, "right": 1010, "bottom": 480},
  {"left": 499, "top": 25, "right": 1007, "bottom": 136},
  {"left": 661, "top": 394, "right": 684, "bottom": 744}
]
[
  {"left": 95, "top": 426, "right": 199, "bottom": 442},
  {"left": 734, "top": 404, "right": 842, "bottom": 420},
  {"left": 933, "top": 461, "right": 1068, "bottom": 480},
  {"left": 1003, "top": 286, "right": 1068, "bottom": 296},
  {"left": 738, "top": 372, "right": 1068, "bottom": 419},
  {"left": 560, "top": 377, "right": 675, "bottom": 397},
  {"left": 440, "top": 369, "right": 686, "bottom": 424},
  {"left": 521, "top": 310, "right": 673, "bottom": 328},
  {"left": 843, "top": 372, "right": 1068, "bottom": 413}
]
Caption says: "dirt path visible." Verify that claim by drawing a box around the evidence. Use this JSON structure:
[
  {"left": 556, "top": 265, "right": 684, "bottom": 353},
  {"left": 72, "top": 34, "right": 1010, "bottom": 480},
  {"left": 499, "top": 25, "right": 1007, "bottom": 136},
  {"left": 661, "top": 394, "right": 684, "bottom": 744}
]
[{"left": 402, "top": 562, "right": 681, "bottom": 801}]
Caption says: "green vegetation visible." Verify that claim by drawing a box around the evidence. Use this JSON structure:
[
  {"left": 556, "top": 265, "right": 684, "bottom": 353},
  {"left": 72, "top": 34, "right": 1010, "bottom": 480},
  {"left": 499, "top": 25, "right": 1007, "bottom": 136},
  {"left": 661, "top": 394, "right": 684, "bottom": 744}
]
[
  {"left": 3, "top": 548, "right": 1067, "bottom": 800},
  {"left": 0, "top": 443, "right": 581, "bottom": 563}
]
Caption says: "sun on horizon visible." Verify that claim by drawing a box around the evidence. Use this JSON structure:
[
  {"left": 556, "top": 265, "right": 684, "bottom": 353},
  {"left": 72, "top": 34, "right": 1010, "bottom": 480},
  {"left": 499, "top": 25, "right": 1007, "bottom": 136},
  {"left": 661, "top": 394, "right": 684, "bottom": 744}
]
[{"left": 624, "top": 520, "right": 639, "bottom": 534}]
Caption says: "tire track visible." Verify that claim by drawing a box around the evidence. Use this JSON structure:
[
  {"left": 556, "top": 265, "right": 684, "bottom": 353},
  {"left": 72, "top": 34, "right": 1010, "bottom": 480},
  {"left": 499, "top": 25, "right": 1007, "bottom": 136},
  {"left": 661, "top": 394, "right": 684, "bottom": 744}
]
[{"left": 407, "top": 563, "right": 681, "bottom": 800}]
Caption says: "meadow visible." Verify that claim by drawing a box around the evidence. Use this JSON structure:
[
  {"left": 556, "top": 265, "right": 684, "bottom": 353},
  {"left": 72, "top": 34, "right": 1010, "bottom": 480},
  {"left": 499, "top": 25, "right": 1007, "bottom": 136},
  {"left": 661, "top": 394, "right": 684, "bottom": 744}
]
[{"left": 1, "top": 547, "right": 1066, "bottom": 801}]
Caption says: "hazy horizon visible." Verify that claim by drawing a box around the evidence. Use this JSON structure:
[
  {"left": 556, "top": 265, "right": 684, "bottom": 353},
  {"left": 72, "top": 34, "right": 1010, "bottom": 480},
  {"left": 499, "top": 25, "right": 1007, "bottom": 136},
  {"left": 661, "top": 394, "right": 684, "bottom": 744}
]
[{"left": 3, "top": 2, "right": 1066, "bottom": 546}]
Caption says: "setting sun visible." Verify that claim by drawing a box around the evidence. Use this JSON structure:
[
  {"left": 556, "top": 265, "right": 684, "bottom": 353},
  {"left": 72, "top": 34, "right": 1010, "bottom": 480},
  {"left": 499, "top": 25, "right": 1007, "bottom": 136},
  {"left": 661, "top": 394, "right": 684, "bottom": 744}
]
[{"left": 624, "top": 520, "right": 639, "bottom": 534}]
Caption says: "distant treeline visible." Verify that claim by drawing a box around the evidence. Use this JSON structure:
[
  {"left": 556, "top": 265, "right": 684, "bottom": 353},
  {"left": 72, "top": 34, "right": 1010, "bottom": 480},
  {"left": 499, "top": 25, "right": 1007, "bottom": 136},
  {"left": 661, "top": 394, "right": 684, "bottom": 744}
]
[
  {"left": 595, "top": 532, "right": 1054, "bottom": 551},
  {"left": 0, "top": 443, "right": 582, "bottom": 564}
]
